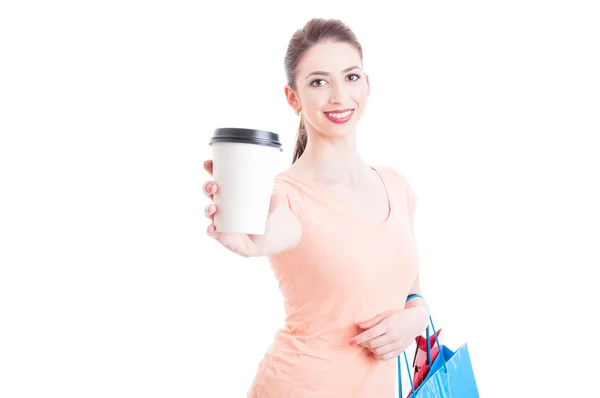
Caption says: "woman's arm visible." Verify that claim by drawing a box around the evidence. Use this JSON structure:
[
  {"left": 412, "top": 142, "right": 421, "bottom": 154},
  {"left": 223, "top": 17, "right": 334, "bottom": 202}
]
[
  {"left": 349, "top": 272, "right": 433, "bottom": 360},
  {"left": 404, "top": 272, "right": 430, "bottom": 333},
  {"left": 253, "top": 199, "right": 302, "bottom": 256}
]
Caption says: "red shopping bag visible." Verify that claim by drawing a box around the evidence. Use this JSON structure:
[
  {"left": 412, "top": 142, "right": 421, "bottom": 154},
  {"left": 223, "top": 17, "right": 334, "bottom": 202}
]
[{"left": 411, "top": 328, "right": 442, "bottom": 390}]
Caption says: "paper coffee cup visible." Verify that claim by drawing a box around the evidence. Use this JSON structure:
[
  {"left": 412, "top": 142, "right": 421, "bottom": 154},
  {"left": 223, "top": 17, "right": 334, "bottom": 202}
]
[{"left": 209, "top": 127, "right": 283, "bottom": 235}]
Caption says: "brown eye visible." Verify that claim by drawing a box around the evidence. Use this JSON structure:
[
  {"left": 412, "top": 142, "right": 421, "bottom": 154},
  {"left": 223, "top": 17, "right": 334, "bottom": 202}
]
[
  {"left": 311, "top": 79, "right": 326, "bottom": 87},
  {"left": 348, "top": 73, "right": 361, "bottom": 81}
]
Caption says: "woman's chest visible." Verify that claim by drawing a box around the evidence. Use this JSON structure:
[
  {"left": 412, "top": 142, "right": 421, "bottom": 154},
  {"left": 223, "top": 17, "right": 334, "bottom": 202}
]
[
  {"left": 320, "top": 182, "right": 391, "bottom": 224},
  {"left": 293, "top": 215, "right": 419, "bottom": 292}
]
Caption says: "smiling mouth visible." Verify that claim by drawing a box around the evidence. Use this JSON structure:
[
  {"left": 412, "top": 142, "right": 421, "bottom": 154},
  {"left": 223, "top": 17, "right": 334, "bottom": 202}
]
[
  {"left": 324, "top": 109, "right": 354, "bottom": 118},
  {"left": 323, "top": 109, "right": 354, "bottom": 123}
]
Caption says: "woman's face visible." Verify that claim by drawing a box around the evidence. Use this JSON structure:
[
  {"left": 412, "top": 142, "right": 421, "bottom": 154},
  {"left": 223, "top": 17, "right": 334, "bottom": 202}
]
[{"left": 286, "top": 40, "right": 370, "bottom": 137}]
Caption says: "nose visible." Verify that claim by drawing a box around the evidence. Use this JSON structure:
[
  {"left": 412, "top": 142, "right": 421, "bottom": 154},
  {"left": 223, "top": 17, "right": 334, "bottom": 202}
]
[{"left": 329, "top": 81, "right": 349, "bottom": 105}]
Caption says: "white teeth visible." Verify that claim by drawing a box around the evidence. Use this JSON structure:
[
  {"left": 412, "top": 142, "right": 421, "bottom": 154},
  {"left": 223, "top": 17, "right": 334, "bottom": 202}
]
[{"left": 326, "top": 110, "right": 352, "bottom": 118}]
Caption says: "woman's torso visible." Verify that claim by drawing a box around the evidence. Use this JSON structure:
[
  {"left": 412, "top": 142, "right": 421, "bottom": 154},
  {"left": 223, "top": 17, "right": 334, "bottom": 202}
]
[{"left": 248, "top": 165, "right": 419, "bottom": 398}]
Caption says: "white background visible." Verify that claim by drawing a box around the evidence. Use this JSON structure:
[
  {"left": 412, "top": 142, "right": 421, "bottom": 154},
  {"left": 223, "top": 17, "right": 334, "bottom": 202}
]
[{"left": 1, "top": 1, "right": 599, "bottom": 397}]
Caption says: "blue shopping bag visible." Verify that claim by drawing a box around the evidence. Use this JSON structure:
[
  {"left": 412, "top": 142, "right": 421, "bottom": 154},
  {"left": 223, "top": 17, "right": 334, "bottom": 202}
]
[{"left": 398, "top": 295, "right": 479, "bottom": 398}]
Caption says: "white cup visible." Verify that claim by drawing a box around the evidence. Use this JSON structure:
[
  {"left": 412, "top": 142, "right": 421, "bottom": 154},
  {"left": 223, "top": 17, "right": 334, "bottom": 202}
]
[{"left": 209, "top": 128, "right": 283, "bottom": 235}]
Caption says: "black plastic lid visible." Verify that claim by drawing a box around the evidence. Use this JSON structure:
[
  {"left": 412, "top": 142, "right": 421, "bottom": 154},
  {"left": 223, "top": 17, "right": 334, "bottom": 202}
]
[{"left": 209, "top": 128, "right": 283, "bottom": 152}]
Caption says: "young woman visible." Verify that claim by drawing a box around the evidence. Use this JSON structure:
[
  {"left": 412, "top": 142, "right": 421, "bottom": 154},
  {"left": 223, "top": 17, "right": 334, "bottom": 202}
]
[{"left": 203, "top": 18, "right": 430, "bottom": 398}]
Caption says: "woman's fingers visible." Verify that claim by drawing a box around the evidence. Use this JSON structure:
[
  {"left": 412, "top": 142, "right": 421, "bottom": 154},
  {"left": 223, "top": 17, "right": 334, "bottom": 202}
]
[
  {"left": 355, "top": 332, "right": 401, "bottom": 360},
  {"left": 204, "top": 204, "right": 216, "bottom": 219},
  {"left": 374, "top": 350, "right": 400, "bottom": 362},
  {"left": 207, "top": 223, "right": 218, "bottom": 238},
  {"left": 372, "top": 341, "right": 398, "bottom": 357},
  {"left": 203, "top": 159, "right": 213, "bottom": 176},
  {"left": 203, "top": 181, "right": 218, "bottom": 198},
  {"left": 370, "top": 338, "right": 409, "bottom": 361},
  {"left": 362, "top": 334, "right": 392, "bottom": 350}
]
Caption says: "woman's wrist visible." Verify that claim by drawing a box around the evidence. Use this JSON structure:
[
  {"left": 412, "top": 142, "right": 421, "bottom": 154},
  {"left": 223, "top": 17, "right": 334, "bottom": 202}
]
[{"left": 404, "top": 305, "right": 429, "bottom": 334}]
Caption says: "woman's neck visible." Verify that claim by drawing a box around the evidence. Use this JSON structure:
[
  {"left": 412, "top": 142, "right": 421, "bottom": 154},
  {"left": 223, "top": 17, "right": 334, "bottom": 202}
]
[{"left": 290, "top": 132, "right": 371, "bottom": 185}]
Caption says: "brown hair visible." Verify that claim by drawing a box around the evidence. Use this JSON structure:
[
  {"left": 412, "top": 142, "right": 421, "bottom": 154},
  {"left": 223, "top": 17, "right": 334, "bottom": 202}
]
[{"left": 284, "top": 18, "right": 364, "bottom": 164}]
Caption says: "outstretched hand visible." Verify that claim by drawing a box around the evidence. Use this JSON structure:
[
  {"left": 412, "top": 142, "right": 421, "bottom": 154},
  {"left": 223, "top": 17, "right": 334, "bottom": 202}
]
[{"left": 203, "top": 159, "right": 280, "bottom": 257}]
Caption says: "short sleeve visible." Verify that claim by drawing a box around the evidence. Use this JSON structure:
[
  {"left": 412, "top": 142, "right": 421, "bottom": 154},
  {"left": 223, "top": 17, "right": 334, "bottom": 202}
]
[
  {"left": 397, "top": 173, "right": 419, "bottom": 234},
  {"left": 272, "top": 175, "right": 306, "bottom": 221},
  {"left": 405, "top": 177, "right": 419, "bottom": 218},
  {"left": 378, "top": 166, "right": 418, "bottom": 219}
]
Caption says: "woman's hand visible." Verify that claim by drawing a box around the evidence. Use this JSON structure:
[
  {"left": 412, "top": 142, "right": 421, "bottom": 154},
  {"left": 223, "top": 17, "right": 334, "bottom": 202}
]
[
  {"left": 203, "top": 159, "right": 281, "bottom": 257},
  {"left": 349, "top": 307, "right": 429, "bottom": 361}
]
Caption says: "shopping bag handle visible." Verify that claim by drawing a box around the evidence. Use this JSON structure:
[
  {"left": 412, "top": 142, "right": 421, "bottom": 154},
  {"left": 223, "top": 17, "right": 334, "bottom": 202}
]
[
  {"left": 405, "top": 294, "right": 443, "bottom": 366},
  {"left": 398, "top": 349, "right": 416, "bottom": 397},
  {"left": 398, "top": 294, "right": 446, "bottom": 397}
]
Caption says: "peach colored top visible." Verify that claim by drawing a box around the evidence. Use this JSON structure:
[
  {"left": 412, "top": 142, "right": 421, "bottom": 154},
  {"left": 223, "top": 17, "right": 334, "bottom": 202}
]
[{"left": 247, "top": 166, "right": 420, "bottom": 398}]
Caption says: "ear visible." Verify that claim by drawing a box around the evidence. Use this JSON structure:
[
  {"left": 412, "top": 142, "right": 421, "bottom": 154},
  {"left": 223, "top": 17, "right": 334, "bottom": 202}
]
[{"left": 284, "top": 84, "right": 301, "bottom": 112}]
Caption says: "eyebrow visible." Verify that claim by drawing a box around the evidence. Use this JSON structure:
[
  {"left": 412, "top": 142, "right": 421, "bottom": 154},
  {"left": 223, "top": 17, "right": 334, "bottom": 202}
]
[{"left": 305, "top": 65, "right": 362, "bottom": 80}]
